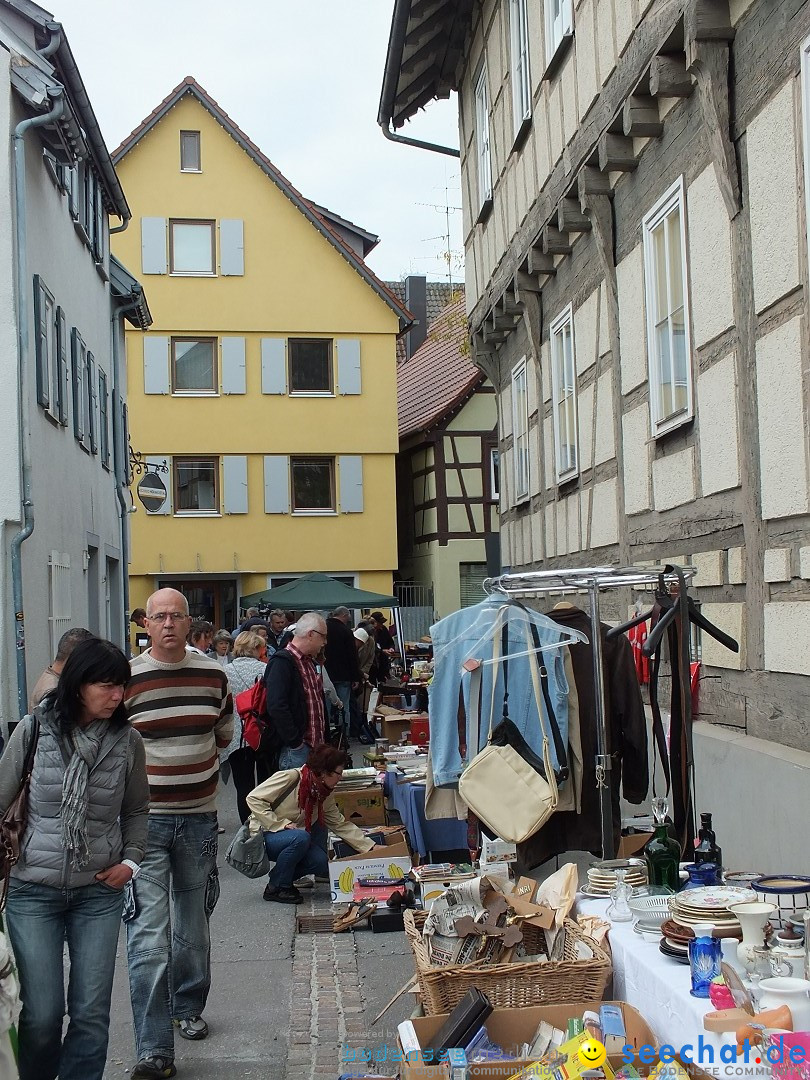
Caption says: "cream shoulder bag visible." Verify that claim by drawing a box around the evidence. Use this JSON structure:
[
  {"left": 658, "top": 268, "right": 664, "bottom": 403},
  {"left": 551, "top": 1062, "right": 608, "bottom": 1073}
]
[{"left": 458, "top": 617, "right": 559, "bottom": 843}]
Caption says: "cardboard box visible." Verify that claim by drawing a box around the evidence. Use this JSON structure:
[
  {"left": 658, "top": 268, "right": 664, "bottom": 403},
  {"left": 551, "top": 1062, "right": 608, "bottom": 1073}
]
[
  {"left": 334, "top": 785, "right": 386, "bottom": 827},
  {"left": 481, "top": 835, "right": 518, "bottom": 864},
  {"left": 328, "top": 829, "right": 411, "bottom": 902},
  {"left": 380, "top": 715, "right": 412, "bottom": 743},
  {"left": 618, "top": 831, "right": 652, "bottom": 858},
  {"left": 399, "top": 1001, "right": 656, "bottom": 1080}
]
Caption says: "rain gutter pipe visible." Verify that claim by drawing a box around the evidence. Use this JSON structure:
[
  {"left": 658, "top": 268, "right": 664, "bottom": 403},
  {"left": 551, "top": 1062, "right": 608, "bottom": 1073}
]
[{"left": 11, "top": 79, "right": 65, "bottom": 719}]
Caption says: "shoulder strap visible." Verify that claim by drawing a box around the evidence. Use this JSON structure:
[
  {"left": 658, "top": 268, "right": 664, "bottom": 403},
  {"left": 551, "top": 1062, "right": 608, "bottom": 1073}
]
[
  {"left": 21, "top": 715, "right": 40, "bottom": 780},
  {"left": 269, "top": 772, "right": 300, "bottom": 811},
  {"left": 525, "top": 620, "right": 569, "bottom": 782}
]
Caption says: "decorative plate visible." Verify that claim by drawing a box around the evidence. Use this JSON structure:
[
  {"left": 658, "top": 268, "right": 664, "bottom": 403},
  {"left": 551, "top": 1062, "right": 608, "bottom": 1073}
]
[
  {"left": 671, "top": 886, "right": 755, "bottom": 910},
  {"left": 580, "top": 888, "right": 613, "bottom": 900},
  {"left": 752, "top": 876, "right": 810, "bottom": 895}
]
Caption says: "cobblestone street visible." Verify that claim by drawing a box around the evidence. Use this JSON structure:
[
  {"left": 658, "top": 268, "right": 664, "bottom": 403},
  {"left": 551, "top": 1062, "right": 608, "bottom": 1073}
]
[{"left": 103, "top": 773, "right": 414, "bottom": 1080}]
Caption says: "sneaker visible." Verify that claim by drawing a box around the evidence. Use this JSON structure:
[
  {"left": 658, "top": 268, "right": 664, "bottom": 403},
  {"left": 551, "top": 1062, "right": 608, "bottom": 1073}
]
[
  {"left": 174, "top": 1015, "right": 208, "bottom": 1040},
  {"left": 314, "top": 874, "right": 330, "bottom": 884},
  {"left": 131, "top": 1057, "right": 177, "bottom": 1079},
  {"left": 293, "top": 875, "right": 315, "bottom": 889},
  {"left": 263, "top": 883, "right": 302, "bottom": 904}
]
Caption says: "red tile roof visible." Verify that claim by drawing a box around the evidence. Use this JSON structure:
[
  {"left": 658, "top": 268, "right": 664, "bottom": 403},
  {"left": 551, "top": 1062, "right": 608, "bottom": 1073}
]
[
  {"left": 397, "top": 295, "right": 484, "bottom": 441},
  {"left": 112, "top": 76, "right": 411, "bottom": 329}
]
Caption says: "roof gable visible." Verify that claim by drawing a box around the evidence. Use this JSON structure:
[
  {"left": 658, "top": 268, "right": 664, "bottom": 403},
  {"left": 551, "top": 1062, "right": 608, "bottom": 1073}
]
[{"left": 113, "top": 77, "right": 410, "bottom": 330}]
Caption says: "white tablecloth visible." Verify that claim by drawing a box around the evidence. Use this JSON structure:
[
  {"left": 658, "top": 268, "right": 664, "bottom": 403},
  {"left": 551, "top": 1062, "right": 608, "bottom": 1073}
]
[{"left": 577, "top": 896, "right": 769, "bottom": 1077}]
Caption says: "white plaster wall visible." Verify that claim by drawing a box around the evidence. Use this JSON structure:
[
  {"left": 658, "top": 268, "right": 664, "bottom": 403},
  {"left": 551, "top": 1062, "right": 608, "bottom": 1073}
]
[
  {"left": 589, "top": 477, "right": 619, "bottom": 549},
  {"left": 692, "top": 549, "right": 724, "bottom": 587},
  {"left": 574, "top": 289, "right": 598, "bottom": 375},
  {"left": 728, "top": 546, "right": 745, "bottom": 584},
  {"left": 694, "top": 723, "right": 810, "bottom": 875},
  {"left": 622, "top": 403, "right": 650, "bottom": 514},
  {"left": 567, "top": 492, "right": 581, "bottom": 553},
  {"left": 687, "top": 167, "right": 735, "bottom": 347},
  {"left": 594, "top": 371, "right": 615, "bottom": 465},
  {"left": 747, "top": 83, "right": 801, "bottom": 313},
  {"left": 575, "top": 0, "right": 599, "bottom": 122},
  {"left": 596, "top": 0, "right": 617, "bottom": 84},
  {"left": 556, "top": 498, "right": 568, "bottom": 556},
  {"left": 544, "top": 501, "right": 555, "bottom": 558},
  {"left": 756, "top": 317, "right": 809, "bottom": 520},
  {"left": 543, "top": 414, "right": 554, "bottom": 492},
  {"left": 652, "top": 446, "right": 696, "bottom": 511},
  {"left": 500, "top": 379, "right": 513, "bottom": 438},
  {"left": 617, "top": 246, "right": 647, "bottom": 393},
  {"left": 598, "top": 284, "right": 610, "bottom": 357},
  {"left": 764, "top": 548, "right": 792, "bottom": 583},
  {"left": 578, "top": 384, "right": 595, "bottom": 472},
  {"left": 531, "top": 504, "right": 544, "bottom": 564},
  {"left": 764, "top": 602, "right": 810, "bottom": 675},
  {"left": 699, "top": 603, "right": 745, "bottom": 670},
  {"left": 697, "top": 353, "right": 740, "bottom": 495}
]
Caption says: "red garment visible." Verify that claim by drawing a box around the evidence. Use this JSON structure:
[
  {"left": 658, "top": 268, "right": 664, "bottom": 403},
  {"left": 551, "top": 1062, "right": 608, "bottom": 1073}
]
[
  {"left": 297, "top": 764, "right": 327, "bottom": 831},
  {"left": 287, "top": 641, "right": 325, "bottom": 748},
  {"left": 690, "top": 661, "right": 701, "bottom": 716},
  {"left": 628, "top": 622, "right": 649, "bottom": 685}
]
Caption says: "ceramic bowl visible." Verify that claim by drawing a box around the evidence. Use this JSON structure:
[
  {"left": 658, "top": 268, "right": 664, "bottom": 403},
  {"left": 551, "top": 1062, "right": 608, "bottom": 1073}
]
[{"left": 627, "top": 893, "right": 673, "bottom": 926}]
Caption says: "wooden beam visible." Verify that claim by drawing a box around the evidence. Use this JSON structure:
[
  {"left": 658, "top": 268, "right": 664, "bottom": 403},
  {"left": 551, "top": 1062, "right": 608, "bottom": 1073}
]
[
  {"left": 649, "top": 55, "right": 694, "bottom": 97},
  {"left": 401, "top": 30, "right": 446, "bottom": 76},
  {"left": 500, "top": 293, "right": 523, "bottom": 316},
  {"left": 514, "top": 270, "right": 542, "bottom": 297},
  {"left": 482, "top": 319, "right": 507, "bottom": 344},
  {"left": 688, "top": 39, "right": 741, "bottom": 218},
  {"left": 597, "top": 132, "right": 638, "bottom": 172},
  {"left": 622, "top": 95, "right": 663, "bottom": 137},
  {"left": 405, "top": 4, "right": 453, "bottom": 47},
  {"left": 558, "top": 197, "right": 592, "bottom": 234},
  {"left": 394, "top": 64, "right": 441, "bottom": 110},
  {"left": 542, "top": 226, "right": 572, "bottom": 256},
  {"left": 491, "top": 312, "right": 518, "bottom": 331},
  {"left": 577, "top": 165, "right": 612, "bottom": 202},
  {"left": 685, "top": 0, "right": 735, "bottom": 48},
  {"left": 527, "top": 246, "right": 557, "bottom": 277},
  {"left": 409, "top": 0, "right": 447, "bottom": 20}
]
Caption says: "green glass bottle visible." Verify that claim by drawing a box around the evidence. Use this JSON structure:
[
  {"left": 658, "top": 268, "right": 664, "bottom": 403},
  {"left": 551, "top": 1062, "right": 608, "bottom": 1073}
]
[{"left": 644, "top": 824, "right": 681, "bottom": 890}]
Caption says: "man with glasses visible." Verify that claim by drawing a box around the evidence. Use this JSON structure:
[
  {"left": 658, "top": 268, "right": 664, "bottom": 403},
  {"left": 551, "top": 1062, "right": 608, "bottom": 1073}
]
[
  {"left": 123, "top": 588, "right": 233, "bottom": 1080},
  {"left": 262, "top": 610, "right": 327, "bottom": 771}
]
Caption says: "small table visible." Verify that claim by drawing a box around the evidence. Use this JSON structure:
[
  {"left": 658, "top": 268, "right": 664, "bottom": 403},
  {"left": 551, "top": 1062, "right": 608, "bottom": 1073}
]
[{"left": 383, "top": 775, "right": 468, "bottom": 859}]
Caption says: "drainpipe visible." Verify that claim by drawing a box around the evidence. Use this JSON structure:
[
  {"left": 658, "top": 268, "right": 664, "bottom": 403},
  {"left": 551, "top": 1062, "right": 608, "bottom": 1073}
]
[
  {"left": 379, "top": 120, "right": 459, "bottom": 158},
  {"left": 110, "top": 289, "right": 141, "bottom": 656},
  {"left": 10, "top": 85, "right": 65, "bottom": 719}
]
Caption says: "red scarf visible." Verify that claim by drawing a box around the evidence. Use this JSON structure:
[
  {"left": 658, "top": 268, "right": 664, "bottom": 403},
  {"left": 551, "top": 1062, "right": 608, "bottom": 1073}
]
[{"left": 297, "top": 765, "right": 328, "bottom": 831}]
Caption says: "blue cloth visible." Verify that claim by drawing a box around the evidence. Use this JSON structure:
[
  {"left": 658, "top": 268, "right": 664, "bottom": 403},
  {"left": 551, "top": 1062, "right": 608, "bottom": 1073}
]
[
  {"left": 264, "top": 823, "right": 328, "bottom": 887},
  {"left": 125, "top": 813, "right": 220, "bottom": 1061},
  {"left": 384, "top": 775, "right": 468, "bottom": 857},
  {"left": 428, "top": 597, "right": 569, "bottom": 787},
  {"left": 279, "top": 744, "right": 310, "bottom": 770},
  {"left": 6, "top": 878, "right": 125, "bottom": 1080}
]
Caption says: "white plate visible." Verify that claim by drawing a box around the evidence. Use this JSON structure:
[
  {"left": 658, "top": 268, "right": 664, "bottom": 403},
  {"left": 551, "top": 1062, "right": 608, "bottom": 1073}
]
[
  {"left": 580, "top": 888, "right": 612, "bottom": 899},
  {"left": 671, "top": 886, "right": 755, "bottom": 910}
]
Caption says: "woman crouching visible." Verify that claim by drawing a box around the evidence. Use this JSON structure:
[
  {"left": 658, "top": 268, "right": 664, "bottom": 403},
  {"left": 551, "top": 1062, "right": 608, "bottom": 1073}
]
[
  {"left": 0, "top": 637, "right": 149, "bottom": 1080},
  {"left": 246, "top": 744, "right": 381, "bottom": 904}
]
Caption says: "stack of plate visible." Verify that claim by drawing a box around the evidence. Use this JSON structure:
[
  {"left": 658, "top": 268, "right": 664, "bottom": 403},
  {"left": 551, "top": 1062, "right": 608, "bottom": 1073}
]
[
  {"left": 582, "top": 858, "right": 648, "bottom": 898},
  {"left": 659, "top": 886, "right": 753, "bottom": 963}
]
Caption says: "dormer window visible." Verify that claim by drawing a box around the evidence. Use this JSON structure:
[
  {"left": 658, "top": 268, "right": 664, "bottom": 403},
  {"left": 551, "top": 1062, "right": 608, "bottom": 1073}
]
[{"left": 180, "top": 131, "right": 201, "bottom": 172}]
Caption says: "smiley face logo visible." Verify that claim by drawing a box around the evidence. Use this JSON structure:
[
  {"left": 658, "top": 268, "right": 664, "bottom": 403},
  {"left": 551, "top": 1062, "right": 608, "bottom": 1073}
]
[{"left": 578, "top": 1038, "right": 607, "bottom": 1069}]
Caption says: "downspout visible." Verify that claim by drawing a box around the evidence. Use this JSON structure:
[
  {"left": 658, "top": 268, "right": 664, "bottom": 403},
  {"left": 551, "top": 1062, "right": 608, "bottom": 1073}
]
[
  {"left": 379, "top": 121, "right": 459, "bottom": 158},
  {"left": 110, "top": 286, "right": 141, "bottom": 656},
  {"left": 11, "top": 85, "right": 65, "bottom": 718}
]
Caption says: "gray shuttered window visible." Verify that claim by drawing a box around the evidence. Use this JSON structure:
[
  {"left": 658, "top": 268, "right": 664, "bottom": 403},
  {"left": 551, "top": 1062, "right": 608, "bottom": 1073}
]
[
  {"left": 148, "top": 456, "right": 172, "bottom": 514},
  {"left": 264, "top": 455, "right": 290, "bottom": 513},
  {"left": 55, "top": 307, "right": 69, "bottom": 426},
  {"left": 143, "top": 336, "right": 170, "bottom": 395},
  {"left": 338, "top": 455, "right": 363, "bottom": 513},
  {"left": 223, "top": 455, "right": 248, "bottom": 513},
  {"left": 141, "top": 217, "right": 167, "bottom": 274},
  {"left": 221, "top": 337, "right": 246, "bottom": 394},
  {"left": 220, "top": 219, "right": 244, "bottom": 276},
  {"left": 336, "top": 339, "right": 361, "bottom": 395},
  {"left": 261, "top": 338, "right": 286, "bottom": 394},
  {"left": 460, "top": 562, "right": 487, "bottom": 607},
  {"left": 71, "top": 327, "right": 85, "bottom": 442}
]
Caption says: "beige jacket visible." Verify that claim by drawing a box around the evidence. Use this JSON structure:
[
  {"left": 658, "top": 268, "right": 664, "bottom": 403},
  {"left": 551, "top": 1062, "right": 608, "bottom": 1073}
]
[{"left": 246, "top": 768, "right": 375, "bottom": 854}]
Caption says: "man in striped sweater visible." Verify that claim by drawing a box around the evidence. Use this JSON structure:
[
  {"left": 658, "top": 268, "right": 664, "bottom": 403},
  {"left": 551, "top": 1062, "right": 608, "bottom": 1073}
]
[{"left": 123, "top": 588, "right": 233, "bottom": 1080}]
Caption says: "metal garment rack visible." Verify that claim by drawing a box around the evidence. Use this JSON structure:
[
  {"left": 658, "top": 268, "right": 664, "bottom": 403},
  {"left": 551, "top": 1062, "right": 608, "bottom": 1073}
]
[{"left": 482, "top": 564, "right": 696, "bottom": 860}]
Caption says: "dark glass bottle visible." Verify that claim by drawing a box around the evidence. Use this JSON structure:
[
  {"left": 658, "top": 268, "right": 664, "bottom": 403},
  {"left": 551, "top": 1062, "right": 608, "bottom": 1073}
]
[
  {"left": 694, "top": 813, "right": 722, "bottom": 877},
  {"left": 644, "top": 824, "right": 681, "bottom": 890}
]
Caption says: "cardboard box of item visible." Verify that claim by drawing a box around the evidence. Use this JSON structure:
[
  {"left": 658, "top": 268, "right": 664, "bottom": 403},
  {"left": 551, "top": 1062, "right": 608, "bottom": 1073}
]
[
  {"left": 398, "top": 1001, "right": 670, "bottom": 1080},
  {"left": 333, "top": 785, "right": 386, "bottom": 827},
  {"left": 618, "top": 831, "right": 652, "bottom": 858},
  {"left": 328, "top": 828, "right": 411, "bottom": 902},
  {"left": 379, "top": 715, "right": 412, "bottom": 744},
  {"left": 480, "top": 835, "right": 518, "bottom": 864}
]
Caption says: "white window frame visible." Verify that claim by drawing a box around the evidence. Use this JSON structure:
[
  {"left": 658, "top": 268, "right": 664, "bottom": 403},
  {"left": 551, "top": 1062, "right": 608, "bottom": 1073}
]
[
  {"left": 474, "top": 63, "right": 493, "bottom": 209},
  {"left": 549, "top": 304, "right": 579, "bottom": 483},
  {"left": 642, "top": 176, "right": 694, "bottom": 437},
  {"left": 489, "top": 446, "right": 500, "bottom": 501},
  {"left": 544, "top": 0, "right": 573, "bottom": 68},
  {"left": 509, "top": 0, "right": 532, "bottom": 139},
  {"left": 800, "top": 36, "right": 810, "bottom": 251},
  {"left": 511, "top": 360, "right": 530, "bottom": 503}
]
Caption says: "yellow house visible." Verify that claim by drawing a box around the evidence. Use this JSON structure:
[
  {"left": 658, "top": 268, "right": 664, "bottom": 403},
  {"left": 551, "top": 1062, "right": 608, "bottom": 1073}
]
[{"left": 111, "top": 77, "right": 410, "bottom": 630}]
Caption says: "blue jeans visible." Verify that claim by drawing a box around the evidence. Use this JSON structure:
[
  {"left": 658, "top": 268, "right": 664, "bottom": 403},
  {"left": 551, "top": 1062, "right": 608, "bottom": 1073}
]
[
  {"left": 278, "top": 743, "right": 310, "bottom": 770},
  {"left": 5, "top": 877, "right": 124, "bottom": 1080},
  {"left": 126, "top": 813, "right": 220, "bottom": 1061},
  {"left": 264, "top": 823, "right": 328, "bottom": 887}
]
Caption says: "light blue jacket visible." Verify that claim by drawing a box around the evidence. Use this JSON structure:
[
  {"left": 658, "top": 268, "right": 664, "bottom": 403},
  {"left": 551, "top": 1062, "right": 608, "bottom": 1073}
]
[{"left": 428, "top": 597, "right": 569, "bottom": 787}]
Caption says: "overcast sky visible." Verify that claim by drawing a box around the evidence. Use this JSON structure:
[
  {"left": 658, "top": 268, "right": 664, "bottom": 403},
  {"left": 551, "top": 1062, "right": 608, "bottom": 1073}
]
[{"left": 50, "top": 0, "right": 464, "bottom": 284}]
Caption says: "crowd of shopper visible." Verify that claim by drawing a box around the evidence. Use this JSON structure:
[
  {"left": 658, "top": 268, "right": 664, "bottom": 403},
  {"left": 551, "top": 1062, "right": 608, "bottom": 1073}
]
[{"left": 0, "top": 592, "right": 399, "bottom": 1080}]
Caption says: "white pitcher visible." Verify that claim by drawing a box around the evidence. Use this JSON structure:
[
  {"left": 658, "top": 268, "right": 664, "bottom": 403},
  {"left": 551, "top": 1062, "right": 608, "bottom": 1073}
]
[{"left": 757, "top": 977, "right": 810, "bottom": 1032}]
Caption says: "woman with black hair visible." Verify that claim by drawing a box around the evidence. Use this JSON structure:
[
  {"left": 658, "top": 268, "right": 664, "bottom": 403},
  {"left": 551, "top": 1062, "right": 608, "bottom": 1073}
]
[{"left": 0, "top": 636, "right": 149, "bottom": 1080}]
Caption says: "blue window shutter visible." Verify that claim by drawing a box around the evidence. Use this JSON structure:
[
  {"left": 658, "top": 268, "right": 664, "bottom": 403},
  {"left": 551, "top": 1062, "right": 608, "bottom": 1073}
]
[
  {"left": 336, "top": 339, "right": 361, "bottom": 395},
  {"left": 147, "top": 456, "right": 172, "bottom": 514},
  {"left": 221, "top": 337, "right": 246, "bottom": 394},
  {"left": 223, "top": 455, "right": 249, "bottom": 514},
  {"left": 141, "top": 217, "right": 167, "bottom": 274},
  {"left": 143, "top": 336, "right": 170, "bottom": 394},
  {"left": 261, "top": 339, "right": 286, "bottom": 394},
  {"left": 56, "top": 307, "right": 68, "bottom": 425},
  {"left": 338, "top": 455, "right": 363, "bottom": 513},
  {"left": 263, "top": 455, "right": 290, "bottom": 513},
  {"left": 71, "top": 327, "right": 84, "bottom": 441},
  {"left": 220, "top": 219, "right": 244, "bottom": 276}
]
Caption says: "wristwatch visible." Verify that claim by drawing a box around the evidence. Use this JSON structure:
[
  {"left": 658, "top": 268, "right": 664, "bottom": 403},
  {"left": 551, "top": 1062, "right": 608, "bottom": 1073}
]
[{"left": 122, "top": 859, "right": 141, "bottom": 879}]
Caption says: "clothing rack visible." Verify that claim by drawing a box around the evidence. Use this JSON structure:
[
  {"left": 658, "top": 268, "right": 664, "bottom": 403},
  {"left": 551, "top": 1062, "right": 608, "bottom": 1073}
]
[{"left": 482, "top": 564, "right": 697, "bottom": 861}]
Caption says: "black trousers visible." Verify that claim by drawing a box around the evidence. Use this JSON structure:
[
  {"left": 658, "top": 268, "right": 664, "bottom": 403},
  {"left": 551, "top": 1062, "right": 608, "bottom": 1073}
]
[{"left": 229, "top": 747, "right": 272, "bottom": 823}]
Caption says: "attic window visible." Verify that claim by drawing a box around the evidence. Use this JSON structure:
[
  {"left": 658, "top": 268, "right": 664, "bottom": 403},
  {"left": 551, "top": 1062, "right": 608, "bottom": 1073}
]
[{"left": 180, "top": 131, "right": 201, "bottom": 172}]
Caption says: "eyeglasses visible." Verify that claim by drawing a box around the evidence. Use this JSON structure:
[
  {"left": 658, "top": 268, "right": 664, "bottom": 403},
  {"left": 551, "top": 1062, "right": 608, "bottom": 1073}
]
[
  {"left": 310, "top": 629, "right": 327, "bottom": 638},
  {"left": 146, "top": 612, "right": 190, "bottom": 623}
]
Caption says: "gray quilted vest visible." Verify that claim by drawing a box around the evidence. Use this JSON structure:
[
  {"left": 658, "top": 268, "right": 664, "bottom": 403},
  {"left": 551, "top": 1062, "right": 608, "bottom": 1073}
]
[{"left": 14, "top": 710, "right": 134, "bottom": 889}]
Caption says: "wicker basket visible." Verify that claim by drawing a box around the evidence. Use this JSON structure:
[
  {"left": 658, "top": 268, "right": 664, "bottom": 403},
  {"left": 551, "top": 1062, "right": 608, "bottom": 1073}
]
[{"left": 403, "top": 909, "right": 611, "bottom": 1015}]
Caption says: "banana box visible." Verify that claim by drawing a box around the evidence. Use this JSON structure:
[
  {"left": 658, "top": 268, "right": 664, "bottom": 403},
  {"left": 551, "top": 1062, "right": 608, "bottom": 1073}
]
[{"left": 329, "top": 829, "right": 411, "bottom": 903}]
